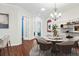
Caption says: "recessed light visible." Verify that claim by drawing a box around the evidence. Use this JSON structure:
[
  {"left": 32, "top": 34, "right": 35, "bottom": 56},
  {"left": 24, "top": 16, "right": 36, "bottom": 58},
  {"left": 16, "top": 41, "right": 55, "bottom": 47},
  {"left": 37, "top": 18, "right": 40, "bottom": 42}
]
[
  {"left": 50, "top": 13, "right": 54, "bottom": 18},
  {"left": 41, "top": 8, "right": 46, "bottom": 11}
]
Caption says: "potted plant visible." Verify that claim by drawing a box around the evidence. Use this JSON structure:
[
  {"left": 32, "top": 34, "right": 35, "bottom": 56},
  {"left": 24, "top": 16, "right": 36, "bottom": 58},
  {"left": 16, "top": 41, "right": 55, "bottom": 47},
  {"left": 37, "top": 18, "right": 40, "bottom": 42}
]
[{"left": 52, "top": 24, "right": 58, "bottom": 36}]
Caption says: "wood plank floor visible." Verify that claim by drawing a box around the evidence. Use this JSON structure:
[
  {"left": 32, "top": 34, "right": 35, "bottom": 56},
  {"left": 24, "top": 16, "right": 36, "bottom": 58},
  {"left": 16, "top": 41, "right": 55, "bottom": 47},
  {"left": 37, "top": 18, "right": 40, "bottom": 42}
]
[
  {"left": 1, "top": 39, "right": 79, "bottom": 56},
  {"left": 0, "top": 39, "right": 35, "bottom": 56}
]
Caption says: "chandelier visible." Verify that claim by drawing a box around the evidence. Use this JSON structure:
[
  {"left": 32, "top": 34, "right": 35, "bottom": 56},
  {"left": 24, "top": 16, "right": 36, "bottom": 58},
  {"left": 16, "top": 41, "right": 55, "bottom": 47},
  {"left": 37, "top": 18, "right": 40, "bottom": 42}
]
[{"left": 50, "top": 3, "right": 62, "bottom": 21}]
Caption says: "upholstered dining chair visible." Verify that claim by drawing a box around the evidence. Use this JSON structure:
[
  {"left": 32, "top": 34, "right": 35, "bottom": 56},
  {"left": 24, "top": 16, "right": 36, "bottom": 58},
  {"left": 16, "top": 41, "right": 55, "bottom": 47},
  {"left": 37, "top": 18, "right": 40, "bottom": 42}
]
[
  {"left": 72, "top": 40, "right": 79, "bottom": 55},
  {"left": 36, "top": 37, "right": 52, "bottom": 56},
  {"left": 0, "top": 35, "right": 10, "bottom": 56},
  {"left": 56, "top": 41, "right": 75, "bottom": 56}
]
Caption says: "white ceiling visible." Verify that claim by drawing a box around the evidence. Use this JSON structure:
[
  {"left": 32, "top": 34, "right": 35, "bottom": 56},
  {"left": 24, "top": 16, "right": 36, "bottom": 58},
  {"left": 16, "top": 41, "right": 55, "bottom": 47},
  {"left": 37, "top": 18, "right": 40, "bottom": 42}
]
[{"left": 8, "top": 3, "right": 79, "bottom": 19}]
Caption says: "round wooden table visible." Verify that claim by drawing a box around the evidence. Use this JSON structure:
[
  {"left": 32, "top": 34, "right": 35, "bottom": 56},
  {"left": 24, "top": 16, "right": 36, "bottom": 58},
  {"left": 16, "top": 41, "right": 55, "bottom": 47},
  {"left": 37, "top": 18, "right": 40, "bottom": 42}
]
[{"left": 45, "top": 37, "right": 79, "bottom": 55}]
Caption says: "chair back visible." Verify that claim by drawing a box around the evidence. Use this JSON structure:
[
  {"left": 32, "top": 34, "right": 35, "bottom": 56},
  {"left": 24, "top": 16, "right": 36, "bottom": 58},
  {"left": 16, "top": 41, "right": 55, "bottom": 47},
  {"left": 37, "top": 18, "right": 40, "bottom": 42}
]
[
  {"left": 0, "top": 35, "right": 9, "bottom": 48},
  {"left": 35, "top": 37, "right": 52, "bottom": 51},
  {"left": 36, "top": 37, "right": 47, "bottom": 44},
  {"left": 56, "top": 41, "right": 75, "bottom": 54},
  {"left": 73, "top": 41, "right": 78, "bottom": 48}
]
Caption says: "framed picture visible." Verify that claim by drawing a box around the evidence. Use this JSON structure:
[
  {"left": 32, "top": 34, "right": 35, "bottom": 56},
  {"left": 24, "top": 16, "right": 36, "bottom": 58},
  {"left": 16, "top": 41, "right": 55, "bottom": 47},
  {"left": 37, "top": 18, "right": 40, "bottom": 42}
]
[
  {"left": 47, "top": 19, "right": 52, "bottom": 32},
  {"left": 0, "top": 13, "right": 9, "bottom": 28},
  {"left": 73, "top": 24, "right": 79, "bottom": 32}
]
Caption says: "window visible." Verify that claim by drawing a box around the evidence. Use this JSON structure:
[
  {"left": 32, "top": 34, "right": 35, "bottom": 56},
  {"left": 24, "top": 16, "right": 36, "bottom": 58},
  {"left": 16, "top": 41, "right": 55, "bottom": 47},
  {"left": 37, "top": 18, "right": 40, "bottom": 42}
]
[{"left": 33, "top": 17, "right": 42, "bottom": 36}]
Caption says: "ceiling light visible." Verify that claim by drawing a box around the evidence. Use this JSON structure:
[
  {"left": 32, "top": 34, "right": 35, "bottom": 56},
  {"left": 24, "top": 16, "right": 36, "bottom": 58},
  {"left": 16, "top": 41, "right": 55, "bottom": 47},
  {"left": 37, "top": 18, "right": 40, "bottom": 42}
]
[
  {"left": 50, "top": 13, "right": 54, "bottom": 18},
  {"left": 50, "top": 3, "right": 62, "bottom": 21},
  {"left": 41, "top": 8, "right": 46, "bottom": 11}
]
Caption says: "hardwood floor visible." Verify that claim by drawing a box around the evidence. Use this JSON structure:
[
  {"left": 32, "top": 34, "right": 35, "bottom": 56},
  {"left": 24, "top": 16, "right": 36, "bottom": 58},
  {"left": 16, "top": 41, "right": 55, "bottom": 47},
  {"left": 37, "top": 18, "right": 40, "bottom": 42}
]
[
  {"left": 0, "top": 39, "right": 79, "bottom": 56},
  {"left": 0, "top": 39, "right": 35, "bottom": 56}
]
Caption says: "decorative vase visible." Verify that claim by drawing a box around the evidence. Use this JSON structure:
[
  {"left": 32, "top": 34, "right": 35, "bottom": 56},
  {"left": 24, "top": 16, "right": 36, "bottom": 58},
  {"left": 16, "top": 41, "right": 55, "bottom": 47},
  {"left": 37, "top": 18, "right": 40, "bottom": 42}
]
[{"left": 53, "top": 30, "right": 57, "bottom": 36}]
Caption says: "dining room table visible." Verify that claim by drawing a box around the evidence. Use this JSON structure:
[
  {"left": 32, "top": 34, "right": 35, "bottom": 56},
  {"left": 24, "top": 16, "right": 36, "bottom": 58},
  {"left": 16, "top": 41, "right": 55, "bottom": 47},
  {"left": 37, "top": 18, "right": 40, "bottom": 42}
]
[
  {"left": 45, "top": 36, "right": 79, "bottom": 44},
  {"left": 44, "top": 36, "right": 79, "bottom": 55}
]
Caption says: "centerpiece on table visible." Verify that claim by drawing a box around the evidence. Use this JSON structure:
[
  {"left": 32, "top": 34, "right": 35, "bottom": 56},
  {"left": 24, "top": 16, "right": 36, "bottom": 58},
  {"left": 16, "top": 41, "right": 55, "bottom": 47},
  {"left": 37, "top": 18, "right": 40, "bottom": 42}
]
[{"left": 52, "top": 24, "right": 58, "bottom": 37}]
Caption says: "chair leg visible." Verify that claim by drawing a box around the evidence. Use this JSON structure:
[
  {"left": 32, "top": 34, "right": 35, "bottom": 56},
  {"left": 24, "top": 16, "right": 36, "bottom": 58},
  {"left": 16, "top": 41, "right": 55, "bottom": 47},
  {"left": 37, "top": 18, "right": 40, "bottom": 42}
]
[
  {"left": 72, "top": 48, "right": 78, "bottom": 55},
  {"left": 75, "top": 48, "right": 78, "bottom": 55},
  {"left": 3, "top": 48, "right": 5, "bottom": 56},
  {"left": 7, "top": 41, "right": 11, "bottom": 56},
  {"left": 37, "top": 45, "right": 40, "bottom": 56},
  {"left": 39, "top": 49, "right": 41, "bottom": 56},
  {"left": 7, "top": 43, "right": 10, "bottom": 55},
  {"left": 1, "top": 48, "right": 5, "bottom": 56},
  {"left": 0, "top": 49, "right": 1, "bottom": 56},
  {"left": 39, "top": 49, "right": 44, "bottom": 56}
]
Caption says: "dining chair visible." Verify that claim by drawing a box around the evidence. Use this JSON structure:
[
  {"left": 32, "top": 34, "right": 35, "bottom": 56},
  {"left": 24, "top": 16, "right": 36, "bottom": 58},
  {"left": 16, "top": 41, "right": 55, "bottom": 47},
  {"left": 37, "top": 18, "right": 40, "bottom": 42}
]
[
  {"left": 72, "top": 40, "right": 79, "bottom": 55},
  {"left": 35, "top": 37, "right": 52, "bottom": 56},
  {"left": 56, "top": 41, "right": 75, "bottom": 56},
  {"left": 0, "top": 35, "right": 11, "bottom": 56}
]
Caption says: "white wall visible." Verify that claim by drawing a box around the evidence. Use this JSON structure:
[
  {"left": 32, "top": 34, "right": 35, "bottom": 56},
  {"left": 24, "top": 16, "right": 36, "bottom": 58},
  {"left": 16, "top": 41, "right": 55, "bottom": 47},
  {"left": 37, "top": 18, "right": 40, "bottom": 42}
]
[
  {"left": 0, "top": 4, "right": 33, "bottom": 46},
  {"left": 42, "top": 18, "right": 47, "bottom": 36}
]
